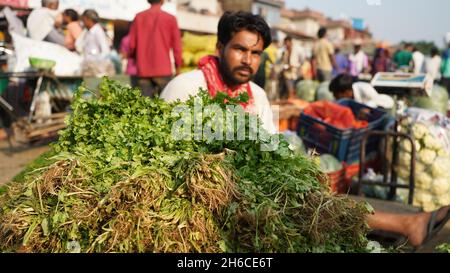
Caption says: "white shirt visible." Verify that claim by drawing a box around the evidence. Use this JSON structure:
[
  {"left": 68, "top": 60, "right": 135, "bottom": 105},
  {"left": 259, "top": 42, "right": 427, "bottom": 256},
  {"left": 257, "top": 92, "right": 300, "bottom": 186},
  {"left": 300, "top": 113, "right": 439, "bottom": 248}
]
[
  {"left": 426, "top": 55, "right": 442, "bottom": 81},
  {"left": 412, "top": 51, "right": 425, "bottom": 74},
  {"left": 27, "top": 7, "right": 59, "bottom": 41},
  {"left": 82, "top": 24, "right": 111, "bottom": 61},
  {"left": 349, "top": 50, "right": 368, "bottom": 75},
  {"left": 161, "top": 70, "right": 277, "bottom": 134},
  {"left": 352, "top": 82, "right": 394, "bottom": 109}
]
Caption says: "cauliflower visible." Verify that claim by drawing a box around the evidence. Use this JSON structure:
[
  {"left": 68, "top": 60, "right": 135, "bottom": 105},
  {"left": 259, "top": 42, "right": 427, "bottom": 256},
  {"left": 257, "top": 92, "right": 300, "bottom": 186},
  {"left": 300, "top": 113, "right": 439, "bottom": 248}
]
[
  {"left": 418, "top": 149, "right": 437, "bottom": 165},
  {"left": 400, "top": 140, "right": 422, "bottom": 153},
  {"left": 416, "top": 162, "right": 426, "bottom": 173},
  {"left": 415, "top": 140, "right": 422, "bottom": 152},
  {"left": 400, "top": 117, "right": 413, "bottom": 128},
  {"left": 431, "top": 157, "right": 450, "bottom": 179},
  {"left": 432, "top": 179, "right": 450, "bottom": 195},
  {"left": 437, "top": 149, "right": 450, "bottom": 157},
  {"left": 412, "top": 123, "right": 428, "bottom": 140},
  {"left": 437, "top": 194, "right": 450, "bottom": 206},
  {"left": 423, "top": 135, "right": 443, "bottom": 150},
  {"left": 397, "top": 167, "right": 410, "bottom": 180},
  {"left": 415, "top": 172, "right": 433, "bottom": 190},
  {"left": 400, "top": 140, "right": 412, "bottom": 153},
  {"left": 414, "top": 190, "right": 434, "bottom": 205},
  {"left": 399, "top": 152, "right": 412, "bottom": 167}
]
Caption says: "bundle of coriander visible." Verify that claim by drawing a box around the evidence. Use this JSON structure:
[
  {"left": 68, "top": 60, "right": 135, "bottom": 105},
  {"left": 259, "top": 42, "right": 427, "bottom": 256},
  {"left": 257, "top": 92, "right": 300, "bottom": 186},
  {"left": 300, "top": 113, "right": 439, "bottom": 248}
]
[{"left": 0, "top": 78, "right": 372, "bottom": 253}]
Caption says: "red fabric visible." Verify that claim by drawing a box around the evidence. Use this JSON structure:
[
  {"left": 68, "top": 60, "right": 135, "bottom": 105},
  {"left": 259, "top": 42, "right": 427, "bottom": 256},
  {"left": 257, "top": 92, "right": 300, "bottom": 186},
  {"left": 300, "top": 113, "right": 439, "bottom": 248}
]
[
  {"left": 129, "top": 4, "right": 182, "bottom": 77},
  {"left": 303, "top": 101, "right": 368, "bottom": 129},
  {"left": 198, "top": 55, "right": 255, "bottom": 110}
]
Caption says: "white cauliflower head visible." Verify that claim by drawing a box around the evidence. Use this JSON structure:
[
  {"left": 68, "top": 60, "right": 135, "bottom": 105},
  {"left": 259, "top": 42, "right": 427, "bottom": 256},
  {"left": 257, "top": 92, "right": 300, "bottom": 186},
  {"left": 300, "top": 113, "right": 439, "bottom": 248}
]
[
  {"left": 412, "top": 123, "right": 428, "bottom": 140},
  {"left": 418, "top": 149, "right": 436, "bottom": 165},
  {"left": 432, "top": 178, "right": 450, "bottom": 195}
]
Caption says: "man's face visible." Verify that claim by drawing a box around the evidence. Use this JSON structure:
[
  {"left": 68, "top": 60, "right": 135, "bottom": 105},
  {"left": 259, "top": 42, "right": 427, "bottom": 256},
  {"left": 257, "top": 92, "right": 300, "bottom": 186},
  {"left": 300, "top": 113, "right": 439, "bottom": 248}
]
[
  {"left": 285, "top": 40, "right": 292, "bottom": 51},
  {"left": 218, "top": 30, "right": 264, "bottom": 86},
  {"left": 81, "top": 17, "right": 91, "bottom": 29},
  {"left": 48, "top": 2, "right": 59, "bottom": 10}
]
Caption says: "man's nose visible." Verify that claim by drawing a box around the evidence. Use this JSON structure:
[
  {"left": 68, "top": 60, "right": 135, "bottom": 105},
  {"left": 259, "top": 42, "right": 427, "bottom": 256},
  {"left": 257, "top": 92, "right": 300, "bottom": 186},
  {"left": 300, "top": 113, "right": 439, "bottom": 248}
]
[{"left": 242, "top": 51, "right": 252, "bottom": 66}]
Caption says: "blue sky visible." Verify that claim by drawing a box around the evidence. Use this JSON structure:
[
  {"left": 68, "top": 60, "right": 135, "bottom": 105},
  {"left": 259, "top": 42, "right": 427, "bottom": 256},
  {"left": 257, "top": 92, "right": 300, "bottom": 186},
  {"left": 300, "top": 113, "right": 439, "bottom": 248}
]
[{"left": 285, "top": 0, "right": 450, "bottom": 48}]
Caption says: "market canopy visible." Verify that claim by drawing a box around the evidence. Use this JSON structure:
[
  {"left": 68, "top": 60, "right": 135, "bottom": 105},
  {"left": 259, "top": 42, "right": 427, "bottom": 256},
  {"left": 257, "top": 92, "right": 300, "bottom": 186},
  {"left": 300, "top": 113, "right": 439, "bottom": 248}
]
[{"left": 1, "top": 0, "right": 177, "bottom": 21}]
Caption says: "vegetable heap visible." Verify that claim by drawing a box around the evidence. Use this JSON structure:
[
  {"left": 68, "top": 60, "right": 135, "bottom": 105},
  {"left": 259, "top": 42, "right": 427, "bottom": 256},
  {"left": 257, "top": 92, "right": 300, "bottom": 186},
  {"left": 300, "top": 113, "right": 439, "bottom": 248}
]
[
  {"left": 0, "top": 78, "right": 371, "bottom": 253},
  {"left": 397, "top": 109, "right": 450, "bottom": 211}
]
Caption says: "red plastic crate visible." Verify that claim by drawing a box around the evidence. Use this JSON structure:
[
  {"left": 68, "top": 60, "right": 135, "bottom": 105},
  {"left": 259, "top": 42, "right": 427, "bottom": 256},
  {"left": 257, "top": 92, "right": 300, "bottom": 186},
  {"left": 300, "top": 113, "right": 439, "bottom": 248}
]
[{"left": 326, "top": 165, "right": 348, "bottom": 194}]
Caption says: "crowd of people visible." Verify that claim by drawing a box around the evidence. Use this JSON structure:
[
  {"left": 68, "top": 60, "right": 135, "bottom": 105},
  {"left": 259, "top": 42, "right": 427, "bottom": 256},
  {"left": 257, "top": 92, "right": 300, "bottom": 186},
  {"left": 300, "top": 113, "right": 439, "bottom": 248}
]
[{"left": 254, "top": 27, "right": 450, "bottom": 101}]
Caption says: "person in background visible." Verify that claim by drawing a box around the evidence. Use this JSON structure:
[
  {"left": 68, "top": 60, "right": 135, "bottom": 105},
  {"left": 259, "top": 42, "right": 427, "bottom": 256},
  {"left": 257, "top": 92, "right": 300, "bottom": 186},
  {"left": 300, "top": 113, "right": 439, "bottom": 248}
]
[
  {"left": 300, "top": 57, "right": 314, "bottom": 81},
  {"left": 254, "top": 51, "right": 272, "bottom": 89},
  {"left": 27, "top": 0, "right": 64, "bottom": 45},
  {"left": 279, "top": 36, "right": 301, "bottom": 99},
  {"left": 349, "top": 43, "right": 370, "bottom": 78},
  {"left": 425, "top": 47, "right": 441, "bottom": 83},
  {"left": 120, "top": 34, "right": 138, "bottom": 87},
  {"left": 80, "top": 10, "right": 110, "bottom": 60},
  {"left": 62, "top": 9, "right": 83, "bottom": 51},
  {"left": 312, "top": 27, "right": 335, "bottom": 82},
  {"left": 333, "top": 47, "right": 349, "bottom": 76},
  {"left": 441, "top": 43, "right": 450, "bottom": 95},
  {"left": 393, "top": 43, "right": 413, "bottom": 71},
  {"left": 329, "top": 73, "right": 394, "bottom": 109},
  {"left": 128, "top": 0, "right": 182, "bottom": 98},
  {"left": 372, "top": 47, "right": 392, "bottom": 75},
  {"left": 80, "top": 10, "right": 114, "bottom": 76},
  {"left": 412, "top": 46, "right": 425, "bottom": 74}
]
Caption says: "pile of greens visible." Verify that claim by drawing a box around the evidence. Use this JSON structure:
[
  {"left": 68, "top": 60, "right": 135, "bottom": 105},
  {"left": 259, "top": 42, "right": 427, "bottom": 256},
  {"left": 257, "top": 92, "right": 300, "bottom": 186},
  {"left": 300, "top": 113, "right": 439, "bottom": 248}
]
[{"left": 0, "top": 78, "right": 371, "bottom": 253}]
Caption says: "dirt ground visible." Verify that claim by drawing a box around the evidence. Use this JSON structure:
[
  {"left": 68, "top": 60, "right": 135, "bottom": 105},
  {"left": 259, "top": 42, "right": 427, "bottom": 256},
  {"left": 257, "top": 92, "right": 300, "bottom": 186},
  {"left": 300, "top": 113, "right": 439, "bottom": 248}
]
[{"left": 0, "top": 137, "right": 448, "bottom": 253}]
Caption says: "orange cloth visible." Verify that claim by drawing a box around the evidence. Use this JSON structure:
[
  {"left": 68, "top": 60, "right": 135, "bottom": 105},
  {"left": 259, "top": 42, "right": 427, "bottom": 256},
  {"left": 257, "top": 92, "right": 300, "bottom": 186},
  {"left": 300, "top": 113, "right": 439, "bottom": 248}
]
[{"left": 303, "top": 101, "right": 368, "bottom": 129}]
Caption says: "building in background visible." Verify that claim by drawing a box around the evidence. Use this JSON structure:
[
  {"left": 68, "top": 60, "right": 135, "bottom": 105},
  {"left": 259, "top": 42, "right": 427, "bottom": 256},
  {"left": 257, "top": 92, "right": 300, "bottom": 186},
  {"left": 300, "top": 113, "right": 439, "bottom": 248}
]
[{"left": 220, "top": 0, "right": 283, "bottom": 26}]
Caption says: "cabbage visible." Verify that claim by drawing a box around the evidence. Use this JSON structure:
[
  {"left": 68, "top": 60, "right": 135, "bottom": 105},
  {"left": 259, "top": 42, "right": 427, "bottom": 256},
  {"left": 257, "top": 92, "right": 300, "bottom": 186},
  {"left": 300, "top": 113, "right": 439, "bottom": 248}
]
[
  {"left": 319, "top": 154, "right": 343, "bottom": 173},
  {"left": 409, "top": 85, "right": 449, "bottom": 115},
  {"left": 283, "top": 132, "right": 307, "bottom": 155},
  {"left": 315, "top": 81, "right": 334, "bottom": 101},
  {"left": 296, "top": 80, "right": 319, "bottom": 102}
]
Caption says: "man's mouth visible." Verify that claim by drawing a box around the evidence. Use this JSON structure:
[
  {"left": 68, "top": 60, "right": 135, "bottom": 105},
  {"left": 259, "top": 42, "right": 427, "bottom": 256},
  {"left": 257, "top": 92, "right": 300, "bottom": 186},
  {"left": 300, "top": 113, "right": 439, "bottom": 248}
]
[{"left": 236, "top": 68, "right": 252, "bottom": 77}]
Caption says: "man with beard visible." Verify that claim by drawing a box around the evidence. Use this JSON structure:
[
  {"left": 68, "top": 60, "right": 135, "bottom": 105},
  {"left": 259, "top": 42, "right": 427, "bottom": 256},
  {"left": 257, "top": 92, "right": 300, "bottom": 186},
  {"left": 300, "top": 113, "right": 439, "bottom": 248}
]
[{"left": 161, "top": 11, "right": 276, "bottom": 134}]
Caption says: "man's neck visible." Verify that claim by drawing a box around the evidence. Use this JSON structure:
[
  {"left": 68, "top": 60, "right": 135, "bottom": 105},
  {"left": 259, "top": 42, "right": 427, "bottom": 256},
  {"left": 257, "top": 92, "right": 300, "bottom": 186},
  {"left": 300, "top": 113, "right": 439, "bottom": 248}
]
[{"left": 150, "top": 3, "right": 162, "bottom": 10}]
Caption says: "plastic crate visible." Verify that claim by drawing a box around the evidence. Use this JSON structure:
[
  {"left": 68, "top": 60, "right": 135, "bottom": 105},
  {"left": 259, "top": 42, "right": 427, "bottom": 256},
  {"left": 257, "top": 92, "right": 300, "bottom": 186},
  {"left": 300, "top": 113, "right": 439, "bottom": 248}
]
[
  {"left": 327, "top": 165, "right": 348, "bottom": 194},
  {"left": 297, "top": 100, "right": 387, "bottom": 163}
]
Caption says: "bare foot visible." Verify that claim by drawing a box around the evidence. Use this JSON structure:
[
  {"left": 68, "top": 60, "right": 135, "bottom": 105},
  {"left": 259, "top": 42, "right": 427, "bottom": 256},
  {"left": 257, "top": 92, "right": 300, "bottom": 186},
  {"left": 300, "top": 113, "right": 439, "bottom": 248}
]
[
  {"left": 405, "top": 206, "right": 450, "bottom": 247},
  {"left": 404, "top": 212, "right": 430, "bottom": 247}
]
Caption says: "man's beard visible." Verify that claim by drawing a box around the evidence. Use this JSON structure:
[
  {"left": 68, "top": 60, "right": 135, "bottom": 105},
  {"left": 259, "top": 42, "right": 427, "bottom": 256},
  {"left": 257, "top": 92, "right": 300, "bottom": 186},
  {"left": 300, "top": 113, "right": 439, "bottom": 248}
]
[{"left": 219, "top": 58, "right": 254, "bottom": 87}]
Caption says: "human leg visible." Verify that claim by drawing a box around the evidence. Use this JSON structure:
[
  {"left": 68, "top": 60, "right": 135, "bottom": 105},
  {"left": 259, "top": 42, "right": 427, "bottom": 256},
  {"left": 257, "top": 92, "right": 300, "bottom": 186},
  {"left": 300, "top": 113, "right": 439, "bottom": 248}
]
[
  {"left": 151, "top": 76, "right": 172, "bottom": 98},
  {"left": 367, "top": 206, "right": 450, "bottom": 247}
]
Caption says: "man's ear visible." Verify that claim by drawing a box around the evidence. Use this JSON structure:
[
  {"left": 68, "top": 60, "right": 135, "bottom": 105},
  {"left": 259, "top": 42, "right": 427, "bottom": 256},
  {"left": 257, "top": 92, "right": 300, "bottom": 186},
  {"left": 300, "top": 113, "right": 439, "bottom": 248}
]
[{"left": 216, "top": 42, "right": 224, "bottom": 56}]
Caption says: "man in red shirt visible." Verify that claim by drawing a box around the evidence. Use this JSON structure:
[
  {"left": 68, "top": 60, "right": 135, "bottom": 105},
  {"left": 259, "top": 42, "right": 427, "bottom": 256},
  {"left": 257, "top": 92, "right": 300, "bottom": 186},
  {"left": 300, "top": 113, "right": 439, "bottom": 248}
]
[{"left": 129, "top": 0, "right": 182, "bottom": 97}]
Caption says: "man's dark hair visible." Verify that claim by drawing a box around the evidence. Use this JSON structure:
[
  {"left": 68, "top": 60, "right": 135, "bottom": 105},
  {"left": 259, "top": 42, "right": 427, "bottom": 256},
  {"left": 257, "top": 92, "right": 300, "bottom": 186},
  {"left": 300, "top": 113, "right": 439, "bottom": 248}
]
[
  {"left": 431, "top": 47, "right": 439, "bottom": 57},
  {"left": 284, "top": 36, "right": 292, "bottom": 42},
  {"left": 318, "top": 27, "right": 327, "bottom": 39},
  {"left": 217, "top": 11, "right": 272, "bottom": 49},
  {"left": 329, "top": 74, "right": 354, "bottom": 95},
  {"left": 63, "top": 9, "right": 79, "bottom": 21},
  {"left": 148, "top": 0, "right": 162, "bottom": 4}
]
